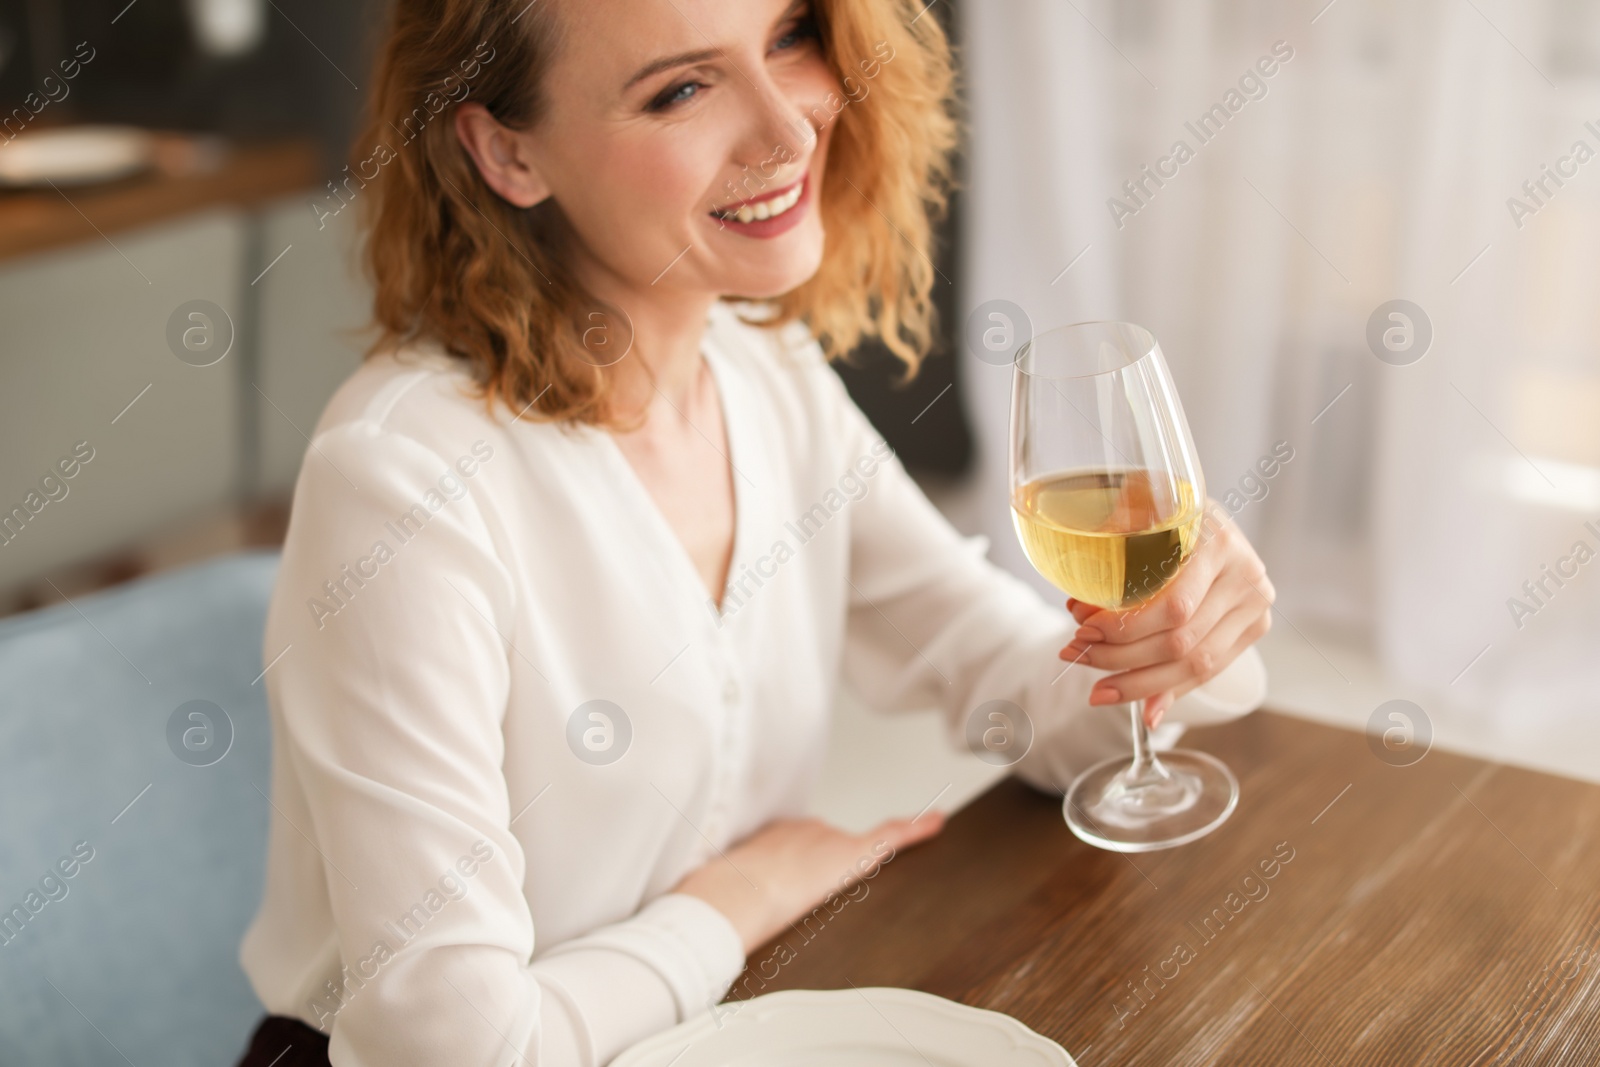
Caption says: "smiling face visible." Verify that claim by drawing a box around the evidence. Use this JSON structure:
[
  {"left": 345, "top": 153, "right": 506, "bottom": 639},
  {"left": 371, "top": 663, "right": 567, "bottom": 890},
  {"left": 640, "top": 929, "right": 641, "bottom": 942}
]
[{"left": 458, "top": 0, "right": 840, "bottom": 308}]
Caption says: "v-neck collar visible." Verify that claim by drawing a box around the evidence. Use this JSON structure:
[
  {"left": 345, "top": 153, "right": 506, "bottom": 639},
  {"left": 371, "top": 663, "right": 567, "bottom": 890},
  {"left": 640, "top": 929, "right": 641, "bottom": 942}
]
[{"left": 590, "top": 309, "right": 751, "bottom": 623}]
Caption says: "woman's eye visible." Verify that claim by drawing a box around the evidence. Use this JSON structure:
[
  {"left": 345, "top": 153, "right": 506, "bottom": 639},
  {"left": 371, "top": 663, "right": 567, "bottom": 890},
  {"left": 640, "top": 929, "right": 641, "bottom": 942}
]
[
  {"left": 774, "top": 15, "right": 820, "bottom": 52},
  {"left": 648, "top": 81, "right": 702, "bottom": 112}
]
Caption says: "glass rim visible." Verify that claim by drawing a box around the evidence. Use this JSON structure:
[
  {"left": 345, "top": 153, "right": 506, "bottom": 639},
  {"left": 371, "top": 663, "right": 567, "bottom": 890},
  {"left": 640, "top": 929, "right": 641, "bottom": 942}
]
[{"left": 1014, "top": 320, "right": 1161, "bottom": 381}]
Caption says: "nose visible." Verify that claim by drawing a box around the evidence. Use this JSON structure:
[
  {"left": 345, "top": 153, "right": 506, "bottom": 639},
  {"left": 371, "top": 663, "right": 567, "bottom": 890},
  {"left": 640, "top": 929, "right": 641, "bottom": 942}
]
[{"left": 732, "top": 68, "right": 820, "bottom": 185}]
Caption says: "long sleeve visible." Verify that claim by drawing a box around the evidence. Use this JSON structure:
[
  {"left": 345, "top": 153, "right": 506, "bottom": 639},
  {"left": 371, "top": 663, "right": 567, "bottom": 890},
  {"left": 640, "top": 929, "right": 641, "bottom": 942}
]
[
  {"left": 826, "top": 372, "right": 1266, "bottom": 794},
  {"left": 248, "top": 420, "right": 744, "bottom": 1067},
  {"left": 242, "top": 317, "right": 1262, "bottom": 1067}
]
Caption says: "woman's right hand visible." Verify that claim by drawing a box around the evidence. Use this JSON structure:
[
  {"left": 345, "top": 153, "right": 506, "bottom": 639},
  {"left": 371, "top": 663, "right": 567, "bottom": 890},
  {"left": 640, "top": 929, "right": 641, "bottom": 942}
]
[{"left": 672, "top": 813, "right": 944, "bottom": 954}]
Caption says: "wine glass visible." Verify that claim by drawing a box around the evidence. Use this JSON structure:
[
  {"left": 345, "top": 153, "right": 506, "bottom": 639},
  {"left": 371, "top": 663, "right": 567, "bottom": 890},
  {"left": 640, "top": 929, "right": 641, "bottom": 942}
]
[{"left": 1009, "top": 321, "right": 1238, "bottom": 852}]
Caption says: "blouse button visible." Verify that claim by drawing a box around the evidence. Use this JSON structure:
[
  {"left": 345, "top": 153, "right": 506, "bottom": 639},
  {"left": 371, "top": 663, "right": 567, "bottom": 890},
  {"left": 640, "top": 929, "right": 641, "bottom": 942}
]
[{"left": 723, "top": 678, "right": 740, "bottom": 704}]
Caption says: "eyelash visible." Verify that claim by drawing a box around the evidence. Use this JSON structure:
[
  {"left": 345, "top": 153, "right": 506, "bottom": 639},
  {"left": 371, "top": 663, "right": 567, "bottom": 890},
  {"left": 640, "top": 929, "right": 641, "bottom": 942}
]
[
  {"left": 647, "top": 81, "right": 704, "bottom": 112},
  {"left": 644, "top": 12, "right": 820, "bottom": 114}
]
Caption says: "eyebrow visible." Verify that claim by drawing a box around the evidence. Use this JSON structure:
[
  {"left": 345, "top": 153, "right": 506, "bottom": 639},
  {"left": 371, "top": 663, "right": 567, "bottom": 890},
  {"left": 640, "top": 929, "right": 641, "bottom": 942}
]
[
  {"left": 622, "top": 1, "right": 808, "bottom": 92},
  {"left": 623, "top": 48, "right": 722, "bottom": 91}
]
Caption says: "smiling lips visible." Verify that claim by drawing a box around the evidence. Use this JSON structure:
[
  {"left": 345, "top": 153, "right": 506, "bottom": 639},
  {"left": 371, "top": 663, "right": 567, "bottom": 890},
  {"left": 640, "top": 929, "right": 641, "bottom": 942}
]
[{"left": 709, "top": 176, "right": 810, "bottom": 238}]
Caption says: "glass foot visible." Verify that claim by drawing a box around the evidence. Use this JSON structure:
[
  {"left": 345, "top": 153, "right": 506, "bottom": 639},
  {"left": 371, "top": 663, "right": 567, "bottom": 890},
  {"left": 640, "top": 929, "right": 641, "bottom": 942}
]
[{"left": 1064, "top": 749, "right": 1239, "bottom": 852}]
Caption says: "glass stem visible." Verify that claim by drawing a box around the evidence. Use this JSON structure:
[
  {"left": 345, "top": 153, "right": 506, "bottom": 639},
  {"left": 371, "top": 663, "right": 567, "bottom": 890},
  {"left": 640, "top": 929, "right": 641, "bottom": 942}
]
[{"left": 1127, "top": 700, "right": 1167, "bottom": 784}]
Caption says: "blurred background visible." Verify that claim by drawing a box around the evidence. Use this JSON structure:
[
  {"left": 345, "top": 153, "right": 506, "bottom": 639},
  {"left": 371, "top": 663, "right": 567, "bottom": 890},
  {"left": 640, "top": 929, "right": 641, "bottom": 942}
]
[{"left": 1, "top": 0, "right": 1597, "bottom": 1062}]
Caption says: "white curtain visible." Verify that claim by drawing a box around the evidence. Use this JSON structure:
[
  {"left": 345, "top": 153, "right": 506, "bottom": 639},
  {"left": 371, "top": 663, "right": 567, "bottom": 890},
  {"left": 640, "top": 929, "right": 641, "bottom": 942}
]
[{"left": 960, "top": 0, "right": 1600, "bottom": 729}]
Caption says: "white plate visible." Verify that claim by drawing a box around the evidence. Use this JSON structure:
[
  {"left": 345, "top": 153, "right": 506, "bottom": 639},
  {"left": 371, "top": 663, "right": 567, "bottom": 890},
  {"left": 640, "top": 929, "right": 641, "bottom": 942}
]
[
  {"left": 0, "top": 125, "right": 156, "bottom": 187},
  {"left": 612, "top": 987, "right": 1077, "bottom": 1066}
]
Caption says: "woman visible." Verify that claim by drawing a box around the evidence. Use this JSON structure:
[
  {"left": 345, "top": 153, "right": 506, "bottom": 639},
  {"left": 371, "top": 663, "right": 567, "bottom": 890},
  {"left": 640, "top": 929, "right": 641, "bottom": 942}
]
[{"left": 236, "top": 0, "right": 1272, "bottom": 1063}]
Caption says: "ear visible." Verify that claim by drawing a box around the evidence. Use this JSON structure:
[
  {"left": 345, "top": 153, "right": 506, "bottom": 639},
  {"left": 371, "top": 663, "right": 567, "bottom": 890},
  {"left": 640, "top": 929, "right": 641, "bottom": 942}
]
[{"left": 454, "top": 102, "right": 553, "bottom": 208}]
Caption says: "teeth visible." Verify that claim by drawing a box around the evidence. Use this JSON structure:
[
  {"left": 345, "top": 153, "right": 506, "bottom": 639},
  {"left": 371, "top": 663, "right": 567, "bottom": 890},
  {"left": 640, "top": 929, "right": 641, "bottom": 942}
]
[{"left": 718, "top": 182, "right": 802, "bottom": 223}]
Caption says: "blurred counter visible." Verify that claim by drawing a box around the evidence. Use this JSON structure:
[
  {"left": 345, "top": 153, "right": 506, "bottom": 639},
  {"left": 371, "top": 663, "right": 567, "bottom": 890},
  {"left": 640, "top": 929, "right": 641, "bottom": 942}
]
[{"left": 0, "top": 133, "right": 321, "bottom": 263}]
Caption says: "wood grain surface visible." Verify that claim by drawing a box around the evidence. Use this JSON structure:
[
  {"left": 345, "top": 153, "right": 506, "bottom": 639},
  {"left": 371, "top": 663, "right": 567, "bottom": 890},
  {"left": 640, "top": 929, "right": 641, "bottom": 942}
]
[
  {"left": 733, "top": 711, "right": 1600, "bottom": 1065},
  {"left": 0, "top": 134, "right": 320, "bottom": 262}
]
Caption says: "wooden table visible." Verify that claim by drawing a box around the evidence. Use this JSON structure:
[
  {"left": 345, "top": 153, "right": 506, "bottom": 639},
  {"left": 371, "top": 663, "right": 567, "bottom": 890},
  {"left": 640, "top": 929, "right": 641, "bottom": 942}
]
[
  {"left": 0, "top": 132, "right": 320, "bottom": 263},
  {"left": 734, "top": 712, "right": 1600, "bottom": 1064}
]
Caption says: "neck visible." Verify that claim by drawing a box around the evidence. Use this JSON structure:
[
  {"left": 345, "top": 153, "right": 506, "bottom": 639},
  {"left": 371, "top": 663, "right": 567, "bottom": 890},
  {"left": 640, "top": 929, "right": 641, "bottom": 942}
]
[
  {"left": 576, "top": 257, "right": 718, "bottom": 422},
  {"left": 619, "top": 292, "right": 718, "bottom": 413}
]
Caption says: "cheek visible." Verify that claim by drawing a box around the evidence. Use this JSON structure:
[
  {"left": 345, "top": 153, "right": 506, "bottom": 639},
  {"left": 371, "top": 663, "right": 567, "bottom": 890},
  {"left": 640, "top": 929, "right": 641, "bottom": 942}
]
[
  {"left": 554, "top": 129, "right": 718, "bottom": 246},
  {"left": 811, "top": 121, "right": 836, "bottom": 174},
  {"left": 799, "top": 52, "right": 844, "bottom": 100}
]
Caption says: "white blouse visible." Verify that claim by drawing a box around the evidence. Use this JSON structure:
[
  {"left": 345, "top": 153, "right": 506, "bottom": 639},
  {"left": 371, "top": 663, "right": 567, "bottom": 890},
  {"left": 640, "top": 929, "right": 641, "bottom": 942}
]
[{"left": 240, "top": 301, "right": 1266, "bottom": 1066}]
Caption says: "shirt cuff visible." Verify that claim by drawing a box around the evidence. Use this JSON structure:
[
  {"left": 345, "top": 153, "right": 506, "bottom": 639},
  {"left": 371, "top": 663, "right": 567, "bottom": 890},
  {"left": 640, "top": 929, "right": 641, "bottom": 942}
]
[
  {"left": 539, "top": 892, "right": 747, "bottom": 1022},
  {"left": 1165, "top": 644, "right": 1269, "bottom": 727}
]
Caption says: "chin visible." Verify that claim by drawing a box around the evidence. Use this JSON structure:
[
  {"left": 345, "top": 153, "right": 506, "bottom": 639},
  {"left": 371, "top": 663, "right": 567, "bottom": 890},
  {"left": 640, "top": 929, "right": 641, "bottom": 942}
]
[{"left": 720, "top": 228, "right": 827, "bottom": 300}]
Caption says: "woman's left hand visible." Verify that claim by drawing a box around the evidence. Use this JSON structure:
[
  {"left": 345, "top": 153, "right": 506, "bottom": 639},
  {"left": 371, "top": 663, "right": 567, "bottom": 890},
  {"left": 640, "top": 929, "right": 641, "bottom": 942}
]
[{"left": 1058, "top": 503, "right": 1274, "bottom": 729}]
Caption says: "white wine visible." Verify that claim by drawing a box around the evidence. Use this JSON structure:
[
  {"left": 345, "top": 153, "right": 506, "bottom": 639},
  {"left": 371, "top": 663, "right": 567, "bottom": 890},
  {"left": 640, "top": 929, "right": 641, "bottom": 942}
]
[{"left": 1011, "top": 469, "right": 1201, "bottom": 610}]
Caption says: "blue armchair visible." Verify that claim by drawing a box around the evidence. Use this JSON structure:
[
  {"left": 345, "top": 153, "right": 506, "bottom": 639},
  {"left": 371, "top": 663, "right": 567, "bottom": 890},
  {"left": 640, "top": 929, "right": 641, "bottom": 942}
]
[{"left": 0, "top": 552, "right": 280, "bottom": 1066}]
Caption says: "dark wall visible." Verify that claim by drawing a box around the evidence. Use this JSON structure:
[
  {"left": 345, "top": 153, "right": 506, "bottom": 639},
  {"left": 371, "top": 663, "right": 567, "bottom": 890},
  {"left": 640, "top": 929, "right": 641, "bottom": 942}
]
[
  {"left": 0, "top": 0, "right": 974, "bottom": 477},
  {"left": 0, "top": 0, "right": 382, "bottom": 169},
  {"left": 831, "top": 0, "right": 972, "bottom": 479}
]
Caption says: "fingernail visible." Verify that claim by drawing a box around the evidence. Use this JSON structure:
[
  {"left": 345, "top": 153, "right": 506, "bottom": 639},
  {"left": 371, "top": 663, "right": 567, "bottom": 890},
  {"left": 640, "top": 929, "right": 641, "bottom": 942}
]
[
  {"left": 1147, "top": 706, "right": 1166, "bottom": 729},
  {"left": 1089, "top": 686, "right": 1120, "bottom": 705},
  {"left": 1075, "top": 626, "right": 1104, "bottom": 643}
]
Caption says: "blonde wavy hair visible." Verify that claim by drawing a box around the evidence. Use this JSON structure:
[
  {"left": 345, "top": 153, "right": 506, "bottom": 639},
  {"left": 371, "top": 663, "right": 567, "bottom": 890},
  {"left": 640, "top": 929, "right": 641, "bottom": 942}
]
[{"left": 354, "top": 0, "right": 957, "bottom": 425}]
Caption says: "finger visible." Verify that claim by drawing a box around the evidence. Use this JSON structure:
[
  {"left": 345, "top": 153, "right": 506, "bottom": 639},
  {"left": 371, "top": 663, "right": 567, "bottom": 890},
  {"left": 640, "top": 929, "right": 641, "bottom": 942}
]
[
  {"left": 1081, "top": 538, "right": 1227, "bottom": 646},
  {"left": 1092, "top": 600, "right": 1266, "bottom": 704},
  {"left": 1067, "top": 598, "right": 1097, "bottom": 625},
  {"left": 848, "top": 815, "right": 943, "bottom": 878},
  {"left": 1090, "top": 600, "right": 1264, "bottom": 705},
  {"left": 870, "top": 813, "right": 945, "bottom": 852},
  {"left": 1145, "top": 690, "right": 1175, "bottom": 729},
  {"left": 1060, "top": 576, "right": 1238, "bottom": 672},
  {"left": 1153, "top": 615, "right": 1271, "bottom": 715}
]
